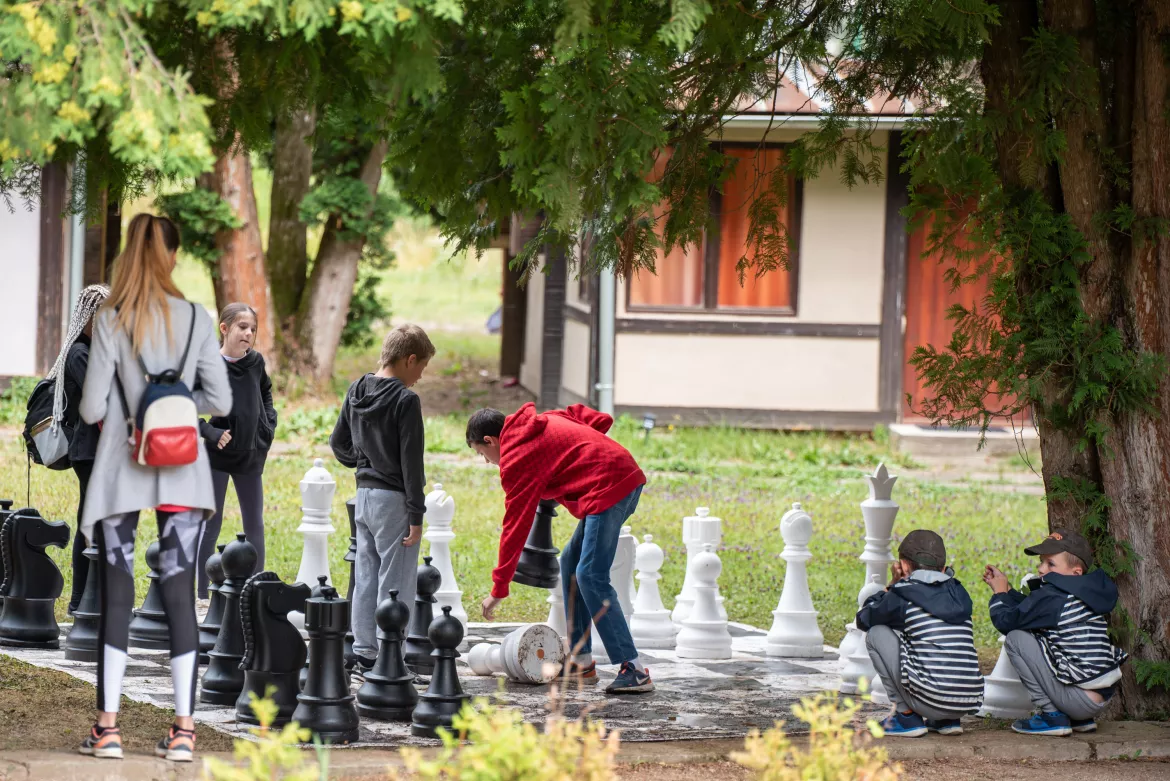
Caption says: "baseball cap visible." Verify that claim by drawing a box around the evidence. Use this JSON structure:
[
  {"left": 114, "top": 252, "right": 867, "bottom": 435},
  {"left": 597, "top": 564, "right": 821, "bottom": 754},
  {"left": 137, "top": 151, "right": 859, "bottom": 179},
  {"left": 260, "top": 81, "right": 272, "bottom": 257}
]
[
  {"left": 1024, "top": 529, "right": 1094, "bottom": 569},
  {"left": 898, "top": 530, "right": 947, "bottom": 569}
]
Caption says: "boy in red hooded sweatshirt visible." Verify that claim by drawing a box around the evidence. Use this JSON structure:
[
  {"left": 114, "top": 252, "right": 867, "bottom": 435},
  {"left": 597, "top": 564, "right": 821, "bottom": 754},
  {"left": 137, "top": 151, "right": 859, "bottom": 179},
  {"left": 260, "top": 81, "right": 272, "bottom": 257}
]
[{"left": 468, "top": 403, "right": 653, "bottom": 694}]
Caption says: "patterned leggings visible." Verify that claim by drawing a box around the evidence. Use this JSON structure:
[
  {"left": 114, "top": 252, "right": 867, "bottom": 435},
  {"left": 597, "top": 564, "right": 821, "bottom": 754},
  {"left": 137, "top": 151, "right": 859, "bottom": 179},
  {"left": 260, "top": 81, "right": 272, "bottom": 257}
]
[{"left": 95, "top": 509, "right": 204, "bottom": 717}]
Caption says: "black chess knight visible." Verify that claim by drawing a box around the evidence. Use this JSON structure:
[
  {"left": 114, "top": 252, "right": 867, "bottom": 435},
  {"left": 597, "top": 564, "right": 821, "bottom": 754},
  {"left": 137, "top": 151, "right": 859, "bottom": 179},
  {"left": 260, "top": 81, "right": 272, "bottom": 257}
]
[
  {"left": 0, "top": 508, "right": 69, "bottom": 648},
  {"left": 236, "top": 572, "right": 311, "bottom": 726}
]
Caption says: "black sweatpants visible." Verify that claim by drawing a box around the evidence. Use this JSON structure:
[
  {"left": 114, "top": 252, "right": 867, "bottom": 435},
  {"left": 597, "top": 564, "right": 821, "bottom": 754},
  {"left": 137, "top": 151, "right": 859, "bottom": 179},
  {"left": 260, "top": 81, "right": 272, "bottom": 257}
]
[
  {"left": 196, "top": 470, "right": 265, "bottom": 598},
  {"left": 68, "top": 460, "right": 94, "bottom": 611},
  {"left": 96, "top": 509, "right": 203, "bottom": 716}
]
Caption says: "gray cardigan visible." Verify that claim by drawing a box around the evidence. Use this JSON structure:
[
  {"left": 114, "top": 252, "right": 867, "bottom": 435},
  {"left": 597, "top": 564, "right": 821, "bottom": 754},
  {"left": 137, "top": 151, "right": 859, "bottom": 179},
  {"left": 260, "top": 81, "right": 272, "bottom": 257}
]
[{"left": 79, "top": 296, "right": 232, "bottom": 540}]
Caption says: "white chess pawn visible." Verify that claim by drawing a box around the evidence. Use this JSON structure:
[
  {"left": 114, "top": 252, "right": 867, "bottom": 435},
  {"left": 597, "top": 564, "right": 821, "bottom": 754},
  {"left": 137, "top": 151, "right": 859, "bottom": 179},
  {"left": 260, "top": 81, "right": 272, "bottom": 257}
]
[
  {"left": 672, "top": 508, "right": 726, "bottom": 626},
  {"left": 424, "top": 483, "right": 467, "bottom": 630},
  {"left": 839, "top": 575, "right": 885, "bottom": 694},
  {"left": 630, "top": 535, "right": 676, "bottom": 649},
  {"left": 290, "top": 459, "right": 336, "bottom": 630},
  {"left": 676, "top": 544, "right": 732, "bottom": 660},
  {"left": 978, "top": 575, "right": 1034, "bottom": 719},
  {"left": 766, "top": 503, "right": 824, "bottom": 658},
  {"left": 546, "top": 555, "right": 568, "bottom": 639},
  {"left": 466, "top": 624, "right": 565, "bottom": 684}
]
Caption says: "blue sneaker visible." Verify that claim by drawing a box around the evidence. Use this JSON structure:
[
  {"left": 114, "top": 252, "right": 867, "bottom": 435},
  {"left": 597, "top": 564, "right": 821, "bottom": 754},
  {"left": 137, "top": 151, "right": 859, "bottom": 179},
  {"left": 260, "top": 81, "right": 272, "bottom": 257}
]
[
  {"left": 1012, "top": 711, "right": 1072, "bottom": 736},
  {"left": 926, "top": 718, "right": 963, "bottom": 735},
  {"left": 1071, "top": 718, "right": 1097, "bottom": 733},
  {"left": 605, "top": 662, "right": 655, "bottom": 694},
  {"left": 878, "top": 711, "right": 927, "bottom": 738}
]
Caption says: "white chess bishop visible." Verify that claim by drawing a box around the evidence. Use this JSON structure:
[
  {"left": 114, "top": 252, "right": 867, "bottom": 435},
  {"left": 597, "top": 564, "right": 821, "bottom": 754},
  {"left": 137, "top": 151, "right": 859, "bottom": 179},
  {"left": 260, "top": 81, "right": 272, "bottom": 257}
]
[
  {"left": 424, "top": 482, "right": 467, "bottom": 630},
  {"left": 676, "top": 544, "right": 732, "bottom": 660},
  {"left": 766, "top": 503, "right": 824, "bottom": 658},
  {"left": 630, "top": 535, "right": 676, "bottom": 649}
]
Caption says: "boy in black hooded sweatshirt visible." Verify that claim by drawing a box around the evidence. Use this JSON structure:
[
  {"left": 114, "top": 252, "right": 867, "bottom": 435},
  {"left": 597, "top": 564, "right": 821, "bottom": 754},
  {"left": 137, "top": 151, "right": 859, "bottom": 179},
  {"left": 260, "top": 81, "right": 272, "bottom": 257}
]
[
  {"left": 984, "top": 529, "right": 1128, "bottom": 737},
  {"left": 857, "top": 530, "right": 984, "bottom": 738},
  {"left": 330, "top": 324, "right": 435, "bottom": 675}
]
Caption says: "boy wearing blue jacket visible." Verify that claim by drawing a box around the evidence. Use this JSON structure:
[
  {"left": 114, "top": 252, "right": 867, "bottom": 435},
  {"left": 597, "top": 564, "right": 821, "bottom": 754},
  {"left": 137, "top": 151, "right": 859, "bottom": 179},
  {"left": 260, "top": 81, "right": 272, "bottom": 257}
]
[
  {"left": 858, "top": 530, "right": 984, "bottom": 738},
  {"left": 984, "top": 529, "right": 1128, "bottom": 737}
]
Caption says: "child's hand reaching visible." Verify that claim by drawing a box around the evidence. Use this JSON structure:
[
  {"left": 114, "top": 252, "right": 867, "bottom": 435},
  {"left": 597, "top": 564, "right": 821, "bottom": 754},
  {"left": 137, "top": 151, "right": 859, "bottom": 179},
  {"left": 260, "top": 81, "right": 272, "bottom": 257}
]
[
  {"left": 402, "top": 525, "right": 422, "bottom": 547},
  {"left": 983, "top": 565, "right": 1010, "bottom": 593}
]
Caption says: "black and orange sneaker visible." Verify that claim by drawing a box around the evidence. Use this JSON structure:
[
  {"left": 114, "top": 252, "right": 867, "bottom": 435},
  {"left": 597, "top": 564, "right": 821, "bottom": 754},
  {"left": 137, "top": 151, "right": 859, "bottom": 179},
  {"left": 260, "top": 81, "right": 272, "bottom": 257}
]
[
  {"left": 79, "top": 725, "right": 123, "bottom": 759},
  {"left": 557, "top": 659, "right": 599, "bottom": 684},
  {"left": 155, "top": 724, "right": 196, "bottom": 762}
]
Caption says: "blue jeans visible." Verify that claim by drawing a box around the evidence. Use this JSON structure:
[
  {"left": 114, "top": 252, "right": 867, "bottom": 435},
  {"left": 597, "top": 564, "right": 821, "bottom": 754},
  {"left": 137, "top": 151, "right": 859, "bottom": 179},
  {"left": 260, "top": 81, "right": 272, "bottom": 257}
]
[{"left": 559, "top": 485, "right": 643, "bottom": 665}]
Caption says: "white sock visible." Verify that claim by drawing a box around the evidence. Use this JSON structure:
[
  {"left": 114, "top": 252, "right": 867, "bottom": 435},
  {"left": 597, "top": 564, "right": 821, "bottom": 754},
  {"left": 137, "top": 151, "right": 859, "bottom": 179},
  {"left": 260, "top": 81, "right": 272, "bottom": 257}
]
[
  {"left": 170, "top": 651, "right": 197, "bottom": 718},
  {"left": 573, "top": 653, "right": 594, "bottom": 667},
  {"left": 630, "top": 656, "right": 646, "bottom": 673}
]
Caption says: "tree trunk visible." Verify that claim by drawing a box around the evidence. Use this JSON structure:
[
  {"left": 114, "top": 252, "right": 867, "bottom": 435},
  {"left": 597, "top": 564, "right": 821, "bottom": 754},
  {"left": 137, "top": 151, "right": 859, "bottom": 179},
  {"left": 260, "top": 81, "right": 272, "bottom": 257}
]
[
  {"left": 267, "top": 104, "right": 317, "bottom": 325},
  {"left": 298, "top": 139, "right": 389, "bottom": 383}
]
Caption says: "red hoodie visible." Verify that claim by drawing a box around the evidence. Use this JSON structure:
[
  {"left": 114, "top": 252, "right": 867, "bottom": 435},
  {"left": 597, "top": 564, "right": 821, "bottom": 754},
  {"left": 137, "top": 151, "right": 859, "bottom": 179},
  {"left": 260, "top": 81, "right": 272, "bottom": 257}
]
[{"left": 490, "top": 402, "right": 646, "bottom": 598}]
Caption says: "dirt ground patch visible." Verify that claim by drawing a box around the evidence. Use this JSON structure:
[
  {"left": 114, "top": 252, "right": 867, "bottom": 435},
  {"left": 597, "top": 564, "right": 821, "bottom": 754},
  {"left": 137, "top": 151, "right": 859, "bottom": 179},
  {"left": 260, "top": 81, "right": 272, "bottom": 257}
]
[
  {"left": 616, "top": 758, "right": 1170, "bottom": 780},
  {"left": 0, "top": 655, "right": 234, "bottom": 754}
]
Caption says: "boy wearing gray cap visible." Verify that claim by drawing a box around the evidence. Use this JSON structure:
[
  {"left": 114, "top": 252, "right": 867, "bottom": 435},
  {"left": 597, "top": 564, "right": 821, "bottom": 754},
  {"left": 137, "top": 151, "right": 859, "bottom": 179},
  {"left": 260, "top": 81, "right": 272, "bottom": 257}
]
[
  {"left": 857, "top": 530, "right": 984, "bottom": 738},
  {"left": 984, "top": 529, "right": 1128, "bottom": 737}
]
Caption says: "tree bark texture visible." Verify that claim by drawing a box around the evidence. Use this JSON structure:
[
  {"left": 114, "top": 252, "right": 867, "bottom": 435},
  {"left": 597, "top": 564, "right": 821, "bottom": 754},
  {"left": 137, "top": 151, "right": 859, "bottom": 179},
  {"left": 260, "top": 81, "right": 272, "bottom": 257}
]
[
  {"left": 298, "top": 139, "right": 389, "bottom": 383},
  {"left": 980, "top": 0, "right": 1170, "bottom": 716},
  {"left": 267, "top": 104, "right": 317, "bottom": 324},
  {"left": 500, "top": 249, "right": 527, "bottom": 378}
]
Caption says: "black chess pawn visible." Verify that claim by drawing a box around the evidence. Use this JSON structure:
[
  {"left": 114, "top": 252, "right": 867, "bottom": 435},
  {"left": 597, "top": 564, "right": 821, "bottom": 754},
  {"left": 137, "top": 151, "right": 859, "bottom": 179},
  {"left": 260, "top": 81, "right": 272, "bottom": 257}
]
[
  {"left": 357, "top": 589, "right": 418, "bottom": 721},
  {"left": 343, "top": 498, "right": 357, "bottom": 669},
  {"left": 64, "top": 540, "right": 101, "bottom": 661},
  {"left": 128, "top": 541, "right": 170, "bottom": 649},
  {"left": 236, "top": 572, "right": 312, "bottom": 726},
  {"left": 0, "top": 508, "right": 69, "bottom": 648},
  {"left": 511, "top": 500, "right": 561, "bottom": 588},
  {"left": 410, "top": 606, "right": 471, "bottom": 738},
  {"left": 404, "top": 556, "right": 442, "bottom": 676},
  {"left": 201, "top": 533, "right": 257, "bottom": 704},
  {"left": 199, "top": 544, "right": 227, "bottom": 664},
  {"left": 299, "top": 575, "right": 329, "bottom": 691},
  {"left": 292, "top": 580, "right": 360, "bottom": 744}
]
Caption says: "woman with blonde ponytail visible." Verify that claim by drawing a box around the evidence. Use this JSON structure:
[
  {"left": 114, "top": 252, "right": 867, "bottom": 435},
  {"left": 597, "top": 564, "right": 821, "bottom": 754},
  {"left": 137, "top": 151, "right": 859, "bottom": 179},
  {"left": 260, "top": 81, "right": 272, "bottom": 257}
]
[{"left": 78, "top": 214, "right": 232, "bottom": 763}]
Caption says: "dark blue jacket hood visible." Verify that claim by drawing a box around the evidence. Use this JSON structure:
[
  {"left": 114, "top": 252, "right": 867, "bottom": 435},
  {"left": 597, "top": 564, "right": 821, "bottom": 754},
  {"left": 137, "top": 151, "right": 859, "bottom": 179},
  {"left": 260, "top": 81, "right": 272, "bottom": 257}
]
[
  {"left": 1037, "top": 570, "right": 1118, "bottom": 615},
  {"left": 891, "top": 572, "right": 974, "bottom": 624}
]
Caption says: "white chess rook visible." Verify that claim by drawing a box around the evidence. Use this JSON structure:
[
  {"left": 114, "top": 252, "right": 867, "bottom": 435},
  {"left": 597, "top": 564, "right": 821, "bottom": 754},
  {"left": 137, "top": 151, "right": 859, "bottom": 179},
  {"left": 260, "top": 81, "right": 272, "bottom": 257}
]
[
  {"left": 290, "top": 459, "right": 336, "bottom": 630},
  {"left": 676, "top": 544, "right": 732, "bottom": 660},
  {"left": 466, "top": 624, "right": 565, "bottom": 684},
  {"left": 861, "top": 463, "right": 899, "bottom": 587},
  {"left": 424, "top": 483, "right": 467, "bottom": 630},
  {"left": 630, "top": 535, "right": 676, "bottom": 649},
  {"left": 672, "top": 507, "right": 726, "bottom": 626},
  {"left": 590, "top": 526, "right": 637, "bottom": 659},
  {"left": 839, "top": 575, "right": 885, "bottom": 694},
  {"left": 978, "top": 576, "right": 1035, "bottom": 719},
  {"left": 766, "top": 503, "right": 824, "bottom": 658}
]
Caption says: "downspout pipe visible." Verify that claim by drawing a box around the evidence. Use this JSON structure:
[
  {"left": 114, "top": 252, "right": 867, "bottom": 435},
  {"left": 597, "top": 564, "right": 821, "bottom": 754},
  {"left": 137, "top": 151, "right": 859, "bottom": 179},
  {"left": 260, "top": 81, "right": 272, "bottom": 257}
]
[
  {"left": 68, "top": 158, "right": 86, "bottom": 317},
  {"left": 596, "top": 266, "right": 616, "bottom": 417}
]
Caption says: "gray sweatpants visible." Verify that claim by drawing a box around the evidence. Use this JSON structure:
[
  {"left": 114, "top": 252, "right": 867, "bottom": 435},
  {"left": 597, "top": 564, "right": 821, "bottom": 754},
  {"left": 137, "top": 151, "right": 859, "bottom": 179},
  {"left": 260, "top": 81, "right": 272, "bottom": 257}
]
[
  {"left": 1004, "top": 630, "right": 1112, "bottom": 720},
  {"left": 352, "top": 487, "right": 421, "bottom": 660},
  {"left": 866, "top": 625, "right": 968, "bottom": 720}
]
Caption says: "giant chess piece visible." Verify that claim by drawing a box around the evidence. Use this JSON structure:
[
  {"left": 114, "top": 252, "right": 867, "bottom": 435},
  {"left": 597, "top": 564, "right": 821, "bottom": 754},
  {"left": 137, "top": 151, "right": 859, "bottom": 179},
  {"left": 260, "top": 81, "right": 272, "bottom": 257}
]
[
  {"left": 0, "top": 499, "right": 14, "bottom": 606},
  {"left": 201, "top": 533, "right": 258, "bottom": 704},
  {"left": 300, "top": 576, "right": 329, "bottom": 691},
  {"left": 466, "top": 623, "right": 565, "bottom": 684},
  {"left": 289, "top": 459, "right": 337, "bottom": 631},
  {"left": 630, "top": 535, "right": 675, "bottom": 649},
  {"left": 128, "top": 541, "right": 171, "bottom": 649},
  {"left": 64, "top": 539, "right": 102, "bottom": 661},
  {"left": 236, "top": 572, "right": 312, "bottom": 726},
  {"left": 979, "top": 575, "right": 1034, "bottom": 719},
  {"left": 676, "top": 544, "right": 732, "bottom": 660},
  {"left": 545, "top": 555, "right": 567, "bottom": 639},
  {"left": 411, "top": 606, "right": 471, "bottom": 738},
  {"left": 590, "top": 523, "right": 639, "bottom": 660},
  {"left": 511, "top": 500, "right": 560, "bottom": 588},
  {"left": 292, "top": 580, "right": 360, "bottom": 744},
  {"left": 766, "top": 503, "right": 824, "bottom": 658},
  {"left": 672, "top": 507, "right": 725, "bottom": 627},
  {"left": 357, "top": 589, "right": 419, "bottom": 721},
  {"left": 404, "top": 556, "right": 442, "bottom": 676},
  {"left": 343, "top": 498, "right": 358, "bottom": 668},
  {"left": 839, "top": 575, "right": 885, "bottom": 694},
  {"left": 861, "top": 463, "right": 898, "bottom": 586},
  {"left": 199, "top": 545, "right": 227, "bottom": 664},
  {"left": 424, "top": 483, "right": 467, "bottom": 630},
  {"left": 0, "top": 508, "right": 69, "bottom": 648}
]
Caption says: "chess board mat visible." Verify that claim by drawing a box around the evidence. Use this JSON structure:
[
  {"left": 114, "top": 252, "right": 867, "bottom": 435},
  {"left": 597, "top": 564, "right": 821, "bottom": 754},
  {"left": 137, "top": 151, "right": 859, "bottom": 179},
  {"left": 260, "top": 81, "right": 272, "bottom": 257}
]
[{"left": 2, "top": 622, "right": 884, "bottom": 747}]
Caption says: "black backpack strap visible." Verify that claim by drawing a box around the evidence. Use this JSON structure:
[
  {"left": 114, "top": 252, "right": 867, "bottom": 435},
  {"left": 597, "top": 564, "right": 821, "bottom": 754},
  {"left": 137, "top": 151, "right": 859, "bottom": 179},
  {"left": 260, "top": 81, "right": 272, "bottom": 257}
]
[
  {"left": 177, "top": 302, "right": 197, "bottom": 380},
  {"left": 113, "top": 370, "right": 134, "bottom": 440}
]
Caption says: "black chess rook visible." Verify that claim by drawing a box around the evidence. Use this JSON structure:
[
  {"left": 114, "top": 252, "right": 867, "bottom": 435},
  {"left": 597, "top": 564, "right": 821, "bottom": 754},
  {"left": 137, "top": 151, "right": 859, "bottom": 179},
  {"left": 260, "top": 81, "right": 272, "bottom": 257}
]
[
  {"left": 236, "top": 572, "right": 311, "bottom": 726},
  {"left": 411, "top": 606, "right": 471, "bottom": 738},
  {"left": 511, "top": 500, "right": 560, "bottom": 588},
  {"left": 404, "top": 556, "right": 441, "bottom": 676},
  {"left": 357, "top": 589, "right": 418, "bottom": 721},
  {"left": 292, "top": 578, "right": 360, "bottom": 744},
  {"left": 128, "top": 541, "right": 170, "bottom": 649},
  {"left": 201, "top": 533, "right": 257, "bottom": 705},
  {"left": 0, "top": 508, "right": 69, "bottom": 649}
]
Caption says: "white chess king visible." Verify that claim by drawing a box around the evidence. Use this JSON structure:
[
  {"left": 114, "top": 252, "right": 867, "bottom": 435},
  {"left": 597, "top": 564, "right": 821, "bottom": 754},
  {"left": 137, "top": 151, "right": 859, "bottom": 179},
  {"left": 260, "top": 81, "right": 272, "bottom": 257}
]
[
  {"left": 676, "top": 544, "right": 732, "bottom": 660},
  {"left": 424, "top": 483, "right": 467, "bottom": 630},
  {"left": 766, "top": 503, "right": 824, "bottom": 657},
  {"left": 839, "top": 575, "right": 885, "bottom": 694},
  {"left": 978, "top": 575, "right": 1034, "bottom": 719},
  {"left": 630, "top": 535, "right": 676, "bottom": 649}
]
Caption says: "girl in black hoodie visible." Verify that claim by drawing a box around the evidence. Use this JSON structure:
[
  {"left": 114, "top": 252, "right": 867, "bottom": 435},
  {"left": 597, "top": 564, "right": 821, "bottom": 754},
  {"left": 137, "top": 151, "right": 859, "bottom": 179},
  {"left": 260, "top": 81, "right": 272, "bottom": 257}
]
[{"left": 194, "top": 303, "right": 277, "bottom": 601}]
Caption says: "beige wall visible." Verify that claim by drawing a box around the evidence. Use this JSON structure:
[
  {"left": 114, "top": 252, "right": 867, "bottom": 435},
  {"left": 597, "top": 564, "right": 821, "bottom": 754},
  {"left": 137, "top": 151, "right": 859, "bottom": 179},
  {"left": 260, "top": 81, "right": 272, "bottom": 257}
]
[
  {"left": 0, "top": 203, "right": 42, "bottom": 377},
  {"left": 519, "top": 255, "right": 546, "bottom": 395},
  {"left": 614, "top": 332, "right": 880, "bottom": 411},
  {"left": 561, "top": 319, "right": 591, "bottom": 400}
]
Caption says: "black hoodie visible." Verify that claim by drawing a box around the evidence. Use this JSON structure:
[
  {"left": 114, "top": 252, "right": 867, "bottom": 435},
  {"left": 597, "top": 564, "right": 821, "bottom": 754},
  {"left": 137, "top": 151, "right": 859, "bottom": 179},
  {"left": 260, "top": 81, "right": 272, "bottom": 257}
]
[
  {"left": 329, "top": 374, "right": 426, "bottom": 526},
  {"left": 199, "top": 350, "right": 277, "bottom": 475},
  {"left": 63, "top": 334, "right": 100, "bottom": 462}
]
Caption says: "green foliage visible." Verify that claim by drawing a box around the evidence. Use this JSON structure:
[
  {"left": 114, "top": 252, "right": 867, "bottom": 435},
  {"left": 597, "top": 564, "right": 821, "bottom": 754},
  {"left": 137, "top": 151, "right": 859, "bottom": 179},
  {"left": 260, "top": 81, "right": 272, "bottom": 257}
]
[
  {"left": 156, "top": 186, "right": 242, "bottom": 268},
  {"left": 395, "top": 695, "right": 619, "bottom": 780},
  {"left": 340, "top": 267, "right": 391, "bottom": 349},
  {"left": 1134, "top": 659, "right": 1170, "bottom": 692},
  {"left": 0, "top": 377, "right": 38, "bottom": 426},
  {"left": 203, "top": 691, "right": 325, "bottom": 781}
]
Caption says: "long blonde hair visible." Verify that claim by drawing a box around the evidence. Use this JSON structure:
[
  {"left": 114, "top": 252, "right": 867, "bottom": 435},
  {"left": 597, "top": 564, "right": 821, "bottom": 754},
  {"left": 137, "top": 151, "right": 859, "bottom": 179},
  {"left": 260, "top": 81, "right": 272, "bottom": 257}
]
[{"left": 104, "top": 214, "right": 184, "bottom": 353}]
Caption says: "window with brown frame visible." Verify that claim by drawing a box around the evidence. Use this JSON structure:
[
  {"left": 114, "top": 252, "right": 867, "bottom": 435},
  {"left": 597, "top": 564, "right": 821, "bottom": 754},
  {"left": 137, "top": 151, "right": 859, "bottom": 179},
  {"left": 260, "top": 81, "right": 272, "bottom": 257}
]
[{"left": 626, "top": 143, "right": 801, "bottom": 314}]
